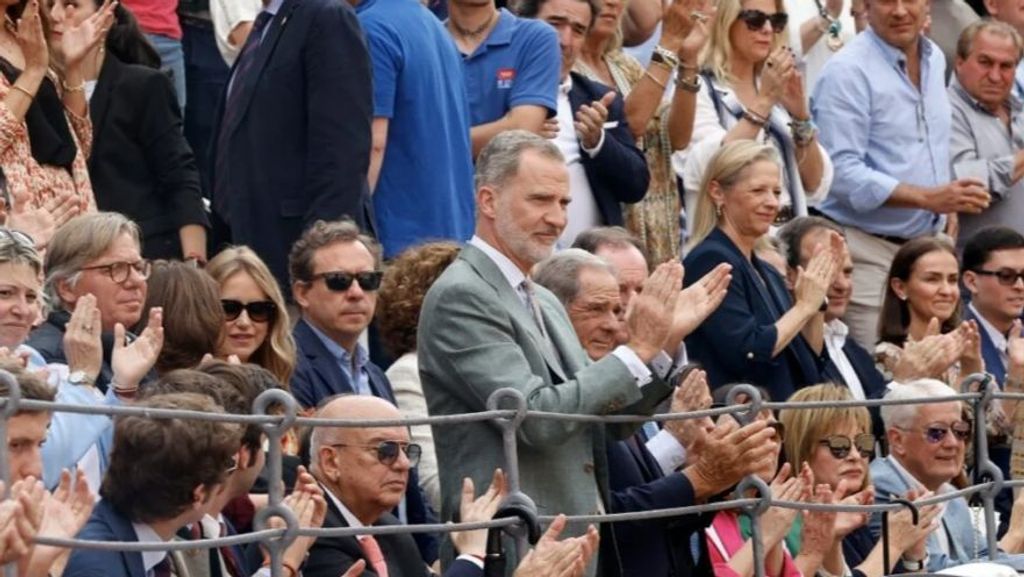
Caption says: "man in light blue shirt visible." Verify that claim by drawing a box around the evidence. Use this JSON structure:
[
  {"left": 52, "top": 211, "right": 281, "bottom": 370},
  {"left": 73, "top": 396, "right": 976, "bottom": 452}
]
[{"left": 811, "top": 0, "right": 990, "bottom": 349}]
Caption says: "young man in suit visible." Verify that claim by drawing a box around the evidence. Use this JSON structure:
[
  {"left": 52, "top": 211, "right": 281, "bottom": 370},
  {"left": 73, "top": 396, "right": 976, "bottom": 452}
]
[
  {"left": 512, "top": 0, "right": 650, "bottom": 248},
  {"left": 288, "top": 219, "right": 439, "bottom": 564}
]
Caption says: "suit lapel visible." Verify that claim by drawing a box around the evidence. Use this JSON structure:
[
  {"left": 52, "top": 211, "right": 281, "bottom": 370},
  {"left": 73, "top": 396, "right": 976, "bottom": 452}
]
[
  {"left": 568, "top": 72, "right": 587, "bottom": 114},
  {"left": 88, "top": 54, "right": 120, "bottom": 171},
  {"left": 296, "top": 320, "right": 355, "bottom": 397},
  {"left": 366, "top": 365, "right": 396, "bottom": 404}
]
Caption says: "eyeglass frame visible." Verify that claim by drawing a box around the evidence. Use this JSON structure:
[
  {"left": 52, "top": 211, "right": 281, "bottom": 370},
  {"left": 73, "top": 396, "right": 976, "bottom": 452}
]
[
  {"left": 895, "top": 421, "right": 972, "bottom": 444},
  {"left": 818, "top": 433, "right": 876, "bottom": 460},
  {"left": 736, "top": 9, "right": 789, "bottom": 33},
  {"left": 972, "top": 268, "right": 1024, "bottom": 287},
  {"left": 221, "top": 299, "right": 278, "bottom": 323},
  {"left": 306, "top": 270, "right": 384, "bottom": 293},
  {"left": 328, "top": 441, "right": 422, "bottom": 467},
  {"left": 78, "top": 259, "right": 152, "bottom": 284}
]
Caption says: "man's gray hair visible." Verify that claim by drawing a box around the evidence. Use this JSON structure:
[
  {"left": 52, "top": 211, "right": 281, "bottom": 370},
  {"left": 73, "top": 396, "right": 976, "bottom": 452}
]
[
  {"left": 533, "top": 248, "right": 615, "bottom": 308},
  {"left": 475, "top": 130, "right": 564, "bottom": 191},
  {"left": 44, "top": 213, "right": 141, "bottom": 309},
  {"left": 880, "top": 378, "right": 960, "bottom": 431},
  {"left": 956, "top": 18, "right": 1024, "bottom": 62}
]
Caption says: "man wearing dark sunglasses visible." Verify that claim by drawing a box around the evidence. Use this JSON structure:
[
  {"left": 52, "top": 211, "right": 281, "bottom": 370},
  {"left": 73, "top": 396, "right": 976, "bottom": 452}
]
[{"left": 871, "top": 379, "right": 1024, "bottom": 571}]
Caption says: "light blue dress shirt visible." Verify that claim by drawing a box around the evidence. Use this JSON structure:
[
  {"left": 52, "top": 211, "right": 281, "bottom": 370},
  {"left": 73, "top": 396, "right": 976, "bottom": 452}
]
[
  {"left": 305, "top": 321, "right": 373, "bottom": 397},
  {"left": 811, "top": 28, "right": 950, "bottom": 239}
]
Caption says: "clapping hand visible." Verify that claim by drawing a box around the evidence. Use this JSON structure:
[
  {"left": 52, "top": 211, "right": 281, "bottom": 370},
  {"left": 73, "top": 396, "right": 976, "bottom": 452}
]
[
  {"left": 60, "top": 0, "right": 116, "bottom": 69},
  {"left": 664, "top": 263, "right": 731, "bottom": 351},
  {"left": 63, "top": 294, "right": 103, "bottom": 385},
  {"left": 626, "top": 261, "right": 683, "bottom": 363},
  {"left": 575, "top": 92, "right": 615, "bottom": 150},
  {"left": 451, "top": 469, "right": 507, "bottom": 559},
  {"left": 663, "top": 368, "right": 714, "bottom": 466},
  {"left": 687, "top": 416, "right": 778, "bottom": 499},
  {"left": 513, "top": 515, "right": 599, "bottom": 577},
  {"left": 11, "top": 0, "right": 48, "bottom": 75},
  {"left": 112, "top": 306, "right": 163, "bottom": 391}
]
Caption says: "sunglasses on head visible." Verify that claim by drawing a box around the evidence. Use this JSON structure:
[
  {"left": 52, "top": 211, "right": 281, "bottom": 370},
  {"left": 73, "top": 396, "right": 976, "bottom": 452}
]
[
  {"left": 737, "top": 9, "right": 789, "bottom": 32},
  {"left": 819, "top": 433, "right": 875, "bottom": 460},
  {"left": 922, "top": 422, "right": 972, "bottom": 444},
  {"left": 331, "top": 441, "right": 422, "bottom": 467},
  {"left": 311, "top": 271, "right": 383, "bottom": 292},
  {"left": 973, "top": 268, "right": 1024, "bottom": 287},
  {"left": 221, "top": 299, "right": 277, "bottom": 323}
]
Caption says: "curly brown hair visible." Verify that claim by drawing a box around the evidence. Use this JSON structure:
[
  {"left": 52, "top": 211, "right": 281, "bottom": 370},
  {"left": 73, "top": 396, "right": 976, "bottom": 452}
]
[{"left": 376, "top": 242, "right": 461, "bottom": 357}]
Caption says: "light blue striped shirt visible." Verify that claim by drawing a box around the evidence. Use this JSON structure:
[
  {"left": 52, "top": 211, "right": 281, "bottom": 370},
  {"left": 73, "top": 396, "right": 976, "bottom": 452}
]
[{"left": 811, "top": 28, "right": 949, "bottom": 238}]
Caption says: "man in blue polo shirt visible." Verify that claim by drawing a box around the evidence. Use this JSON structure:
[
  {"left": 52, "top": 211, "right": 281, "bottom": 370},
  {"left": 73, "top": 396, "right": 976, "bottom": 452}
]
[
  {"left": 447, "top": 0, "right": 562, "bottom": 156},
  {"left": 352, "top": 0, "right": 475, "bottom": 258}
]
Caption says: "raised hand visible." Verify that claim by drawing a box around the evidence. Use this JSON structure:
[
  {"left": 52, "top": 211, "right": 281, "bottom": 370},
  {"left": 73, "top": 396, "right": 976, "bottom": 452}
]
[
  {"left": 793, "top": 241, "right": 837, "bottom": 314},
  {"left": 12, "top": 0, "right": 48, "bottom": 75},
  {"left": 514, "top": 515, "right": 599, "bottom": 577},
  {"left": 575, "top": 92, "right": 615, "bottom": 150},
  {"left": 626, "top": 261, "right": 683, "bottom": 362},
  {"left": 800, "top": 483, "right": 838, "bottom": 557},
  {"left": 957, "top": 319, "right": 985, "bottom": 377},
  {"left": 686, "top": 417, "right": 778, "bottom": 499},
  {"left": 891, "top": 489, "right": 941, "bottom": 563},
  {"left": 0, "top": 495, "right": 32, "bottom": 565},
  {"left": 832, "top": 482, "right": 873, "bottom": 539},
  {"left": 112, "top": 306, "right": 163, "bottom": 390},
  {"left": 63, "top": 294, "right": 103, "bottom": 385},
  {"left": 778, "top": 65, "right": 809, "bottom": 120},
  {"left": 679, "top": 0, "right": 715, "bottom": 62},
  {"left": 664, "top": 369, "right": 714, "bottom": 465},
  {"left": 664, "top": 263, "right": 732, "bottom": 350},
  {"left": 24, "top": 470, "right": 94, "bottom": 577},
  {"left": 451, "top": 469, "right": 507, "bottom": 558},
  {"left": 758, "top": 46, "right": 795, "bottom": 108},
  {"left": 60, "top": 0, "right": 116, "bottom": 69}
]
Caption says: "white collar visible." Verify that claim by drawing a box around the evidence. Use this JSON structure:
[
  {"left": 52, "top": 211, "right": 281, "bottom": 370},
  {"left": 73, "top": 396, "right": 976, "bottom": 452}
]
[
  {"left": 469, "top": 235, "right": 528, "bottom": 292},
  {"left": 969, "top": 303, "right": 1008, "bottom": 353},
  {"left": 129, "top": 520, "right": 170, "bottom": 573},
  {"left": 559, "top": 75, "right": 572, "bottom": 96},
  {"left": 887, "top": 454, "right": 954, "bottom": 496},
  {"left": 322, "top": 484, "right": 367, "bottom": 535},
  {"left": 824, "top": 318, "right": 849, "bottom": 347}
]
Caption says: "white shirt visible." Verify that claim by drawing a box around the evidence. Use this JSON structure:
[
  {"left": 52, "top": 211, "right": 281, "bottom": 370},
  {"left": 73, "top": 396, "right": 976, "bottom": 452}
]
[
  {"left": 554, "top": 76, "right": 605, "bottom": 248},
  {"left": 210, "top": 0, "right": 262, "bottom": 65},
  {"left": 824, "top": 318, "right": 866, "bottom": 400},
  {"left": 970, "top": 303, "right": 1009, "bottom": 371},
  {"left": 646, "top": 429, "right": 687, "bottom": 474},
  {"left": 129, "top": 520, "right": 171, "bottom": 576}
]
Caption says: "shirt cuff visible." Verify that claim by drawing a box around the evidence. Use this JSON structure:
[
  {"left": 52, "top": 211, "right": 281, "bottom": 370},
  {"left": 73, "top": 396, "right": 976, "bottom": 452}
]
[
  {"left": 646, "top": 429, "right": 688, "bottom": 474},
  {"left": 457, "top": 555, "right": 485, "bottom": 569},
  {"left": 612, "top": 345, "right": 654, "bottom": 387},
  {"left": 650, "top": 350, "right": 673, "bottom": 380},
  {"left": 581, "top": 128, "right": 606, "bottom": 157}
]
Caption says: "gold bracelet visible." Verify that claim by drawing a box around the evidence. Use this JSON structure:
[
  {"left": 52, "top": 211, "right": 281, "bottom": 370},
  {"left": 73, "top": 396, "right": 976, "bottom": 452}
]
[
  {"left": 61, "top": 79, "right": 86, "bottom": 93},
  {"left": 9, "top": 84, "right": 35, "bottom": 99},
  {"left": 643, "top": 70, "right": 667, "bottom": 90}
]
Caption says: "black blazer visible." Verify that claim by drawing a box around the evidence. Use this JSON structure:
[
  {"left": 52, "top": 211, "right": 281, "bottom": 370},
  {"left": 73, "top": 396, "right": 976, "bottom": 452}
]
[
  {"left": 210, "top": 0, "right": 374, "bottom": 289},
  {"left": 683, "top": 228, "right": 821, "bottom": 401},
  {"left": 568, "top": 72, "right": 649, "bottom": 227},
  {"left": 88, "top": 55, "right": 208, "bottom": 260}
]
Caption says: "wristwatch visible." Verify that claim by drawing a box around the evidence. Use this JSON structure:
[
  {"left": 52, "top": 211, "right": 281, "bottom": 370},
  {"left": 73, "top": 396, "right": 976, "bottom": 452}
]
[
  {"left": 68, "top": 370, "right": 96, "bottom": 386},
  {"left": 900, "top": 556, "right": 926, "bottom": 572}
]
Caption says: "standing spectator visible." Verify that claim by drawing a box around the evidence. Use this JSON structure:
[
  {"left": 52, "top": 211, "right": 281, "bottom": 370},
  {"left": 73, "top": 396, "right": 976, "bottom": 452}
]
[
  {"left": 680, "top": 0, "right": 833, "bottom": 233},
  {"left": 446, "top": 0, "right": 561, "bottom": 156},
  {"left": 352, "top": 0, "right": 475, "bottom": 259},
  {"left": 210, "top": 0, "right": 373, "bottom": 291},
  {"left": 119, "top": 0, "right": 188, "bottom": 107},
  {"left": 811, "top": 0, "right": 989, "bottom": 348},
  {"left": 927, "top": 0, "right": 980, "bottom": 80},
  {"left": 515, "top": 0, "right": 651, "bottom": 248},
  {"left": 949, "top": 19, "right": 1024, "bottom": 249},
  {"left": 790, "top": 0, "right": 858, "bottom": 89},
  {"left": 574, "top": 0, "right": 711, "bottom": 265},
  {"left": 985, "top": 0, "right": 1024, "bottom": 98},
  {"left": 49, "top": 0, "right": 209, "bottom": 262}
]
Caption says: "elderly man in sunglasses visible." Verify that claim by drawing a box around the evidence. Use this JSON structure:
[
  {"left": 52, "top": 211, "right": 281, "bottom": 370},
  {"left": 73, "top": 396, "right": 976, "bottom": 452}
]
[{"left": 871, "top": 378, "right": 1024, "bottom": 572}]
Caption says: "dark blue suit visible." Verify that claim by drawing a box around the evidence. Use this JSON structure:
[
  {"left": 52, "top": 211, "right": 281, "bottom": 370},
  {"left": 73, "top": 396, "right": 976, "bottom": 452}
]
[
  {"left": 290, "top": 318, "right": 440, "bottom": 564},
  {"left": 683, "top": 228, "right": 821, "bottom": 400},
  {"left": 603, "top": 436, "right": 711, "bottom": 577},
  {"left": 567, "top": 72, "right": 649, "bottom": 227},
  {"left": 819, "top": 334, "right": 889, "bottom": 439},
  {"left": 210, "top": 0, "right": 374, "bottom": 290},
  {"left": 64, "top": 500, "right": 149, "bottom": 577}
]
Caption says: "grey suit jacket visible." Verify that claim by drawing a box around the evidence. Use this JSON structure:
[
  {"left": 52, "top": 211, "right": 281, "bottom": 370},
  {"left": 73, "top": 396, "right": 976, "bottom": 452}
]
[{"left": 418, "top": 244, "right": 673, "bottom": 545}]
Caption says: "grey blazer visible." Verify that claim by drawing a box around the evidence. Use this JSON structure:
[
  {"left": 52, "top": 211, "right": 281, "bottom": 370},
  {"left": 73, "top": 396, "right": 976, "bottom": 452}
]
[{"left": 418, "top": 244, "right": 673, "bottom": 540}]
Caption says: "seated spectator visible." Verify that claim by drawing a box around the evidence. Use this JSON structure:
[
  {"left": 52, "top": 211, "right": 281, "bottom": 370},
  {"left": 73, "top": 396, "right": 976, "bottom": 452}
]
[
  {"left": 572, "top": 226, "right": 650, "bottom": 310},
  {"left": 376, "top": 241, "right": 461, "bottom": 511},
  {"left": 27, "top": 212, "right": 150, "bottom": 392},
  {"left": 304, "top": 394, "right": 599, "bottom": 577},
  {"left": 48, "top": 0, "right": 209, "bottom": 262},
  {"left": 949, "top": 20, "right": 1024, "bottom": 252},
  {"left": 779, "top": 383, "right": 939, "bottom": 577},
  {"left": 875, "top": 237, "right": 984, "bottom": 387},
  {"left": 288, "top": 219, "right": 440, "bottom": 564},
  {"left": 63, "top": 392, "right": 240, "bottom": 577},
  {"left": 679, "top": 0, "right": 832, "bottom": 231},
  {"left": 515, "top": 0, "right": 652, "bottom": 248},
  {"left": 139, "top": 260, "right": 224, "bottom": 374},
  {"left": 573, "top": 0, "right": 712, "bottom": 265},
  {"left": 683, "top": 141, "right": 837, "bottom": 399},
  {"left": 207, "top": 246, "right": 297, "bottom": 384},
  {"left": 872, "top": 379, "right": 1024, "bottom": 571}
]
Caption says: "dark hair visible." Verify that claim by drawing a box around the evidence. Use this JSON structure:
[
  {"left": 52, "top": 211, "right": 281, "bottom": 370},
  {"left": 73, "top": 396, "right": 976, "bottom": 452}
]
[
  {"left": 198, "top": 362, "right": 281, "bottom": 454},
  {"left": 0, "top": 361, "right": 56, "bottom": 414},
  {"left": 775, "top": 216, "right": 844, "bottom": 270},
  {"left": 878, "top": 236, "right": 961, "bottom": 346},
  {"left": 571, "top": 226, "right": 651, "bottom": 268},
  {"left": 510, "top": 0, "right": 600, "bottom": 27},
  {"left": 100, "top": 392, "right": 241, "bottom": 523},
  {"left": 962, "top": 226, "right": 1024, "bottom": 273},
  {"left": 288, "top": 220, "right": 380, "bottom": 286},
  {"left": 376, "top": 242, "right": 460, "bottom": 357},
  {"left": 104, "top": 2, "right": 161, "bottom": 68},
  {"left": 139, "top": 260, "right": 225, "bottom": 374}
]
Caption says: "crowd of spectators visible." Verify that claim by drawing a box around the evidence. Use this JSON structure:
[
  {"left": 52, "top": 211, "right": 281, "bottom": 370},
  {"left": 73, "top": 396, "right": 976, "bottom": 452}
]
[{"left": 3, "top": 0, "right": 1024, "bottom": 575}]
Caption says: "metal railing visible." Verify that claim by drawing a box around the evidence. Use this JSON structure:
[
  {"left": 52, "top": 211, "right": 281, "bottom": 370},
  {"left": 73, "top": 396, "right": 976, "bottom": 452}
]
[{"left": 0, "top": 371, "right": 1016, "bottom": 577}]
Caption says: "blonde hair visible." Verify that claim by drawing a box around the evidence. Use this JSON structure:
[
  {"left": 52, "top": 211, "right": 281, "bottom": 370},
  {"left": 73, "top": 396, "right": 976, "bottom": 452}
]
[
  {"left": 686, "top": 141, "right": 780, "bottom": 250},
  {"left": 702, "top": 0, "right": 790, "bottom": 84},
  {"left": 206, "top": 246, "right": 297, "bottom": 385},
  {"left": 779, "top": 384, "right": 873, "bottom": 491}
]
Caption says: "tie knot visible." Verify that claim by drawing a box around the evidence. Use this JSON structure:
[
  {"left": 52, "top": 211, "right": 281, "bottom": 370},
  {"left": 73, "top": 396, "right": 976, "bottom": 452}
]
[{"left": 253, "top": 11, "right": 273, "bottom": 33}]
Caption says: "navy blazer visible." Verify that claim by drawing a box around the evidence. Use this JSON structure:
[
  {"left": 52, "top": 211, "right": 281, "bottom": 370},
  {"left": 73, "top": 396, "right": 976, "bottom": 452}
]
[
  {"left": 683, "top": 228, "right": 821, "bottom": 400},
  {"left": 603, "top": 436, "right": 711, "bottom": 577},
  {"left": 65, "top": 500, "right": 148, "bottom": 577},
  {"left": 964, "top": 306, "right": 1007, "bottom": 383},
  {"left": 305, "top": 491, "right": 480, "bottom": 577},
  {"left": 819, "top": 335, "right": 888, "bottom": 439},
  {"left": 209, "top": 0, "right": 374, "bottom": 290},
  {"left": 290, "top": 318, "right": 439, "bottom": 564},
  {"left": 568, "top": 72, "right": 649, "bottom": 227}
]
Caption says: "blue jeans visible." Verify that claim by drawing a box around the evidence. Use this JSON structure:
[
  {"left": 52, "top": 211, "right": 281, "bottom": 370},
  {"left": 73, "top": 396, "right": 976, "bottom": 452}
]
[{"left": 147, "top": 32, "right": 187, "bottom": 110}]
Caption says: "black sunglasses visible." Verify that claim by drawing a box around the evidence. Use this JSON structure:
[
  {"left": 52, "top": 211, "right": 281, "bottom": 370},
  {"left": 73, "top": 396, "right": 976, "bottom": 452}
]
[
  {"left": 331, "top": 441, "right": 422, "bottom": 467},
  {"left": 310, "top": 271, "right": 383, "bottom": 292},
  {"left": 922, "top": 422, "right": 972, "bottom": 444},
  {"left": 819, "top": 433, "right": 875, "bottom": 460},
  {"left": 737, "top": 9, "right": 789, "bottom": 32},
  {"left": 221, "top": 299, "right": 277, "bottom": 323},
  {"left": 973, "top": 268, "right": 1024, "bottom": 287}
]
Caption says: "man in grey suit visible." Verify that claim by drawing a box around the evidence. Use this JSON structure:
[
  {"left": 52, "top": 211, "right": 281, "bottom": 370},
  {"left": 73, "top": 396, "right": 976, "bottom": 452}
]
[{"left": 418, "top": 130, "right": 771, "bottom": 572}]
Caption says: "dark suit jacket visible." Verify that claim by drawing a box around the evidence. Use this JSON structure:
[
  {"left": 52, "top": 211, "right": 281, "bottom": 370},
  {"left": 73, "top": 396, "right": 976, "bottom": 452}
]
[
  {"left": 602, "top": 437, "right": 712, "bottom": 577},
  {"left": 210, "top": 0, "right": 374, "bottom": 289},
  {"left": 88, "top": 54, "right": 208, "bottom": 260},
  {"left": 290, "top": 318, "right": 439, "bottom": 563},
  {"left": 819, "top": 334, "right": 889, "bottom": 439},
  {"left": 64, "top": 500, "right": 148, "bottom": 577},
  {"left": 683, "top": 228, "right": 821, "bottom": 400},
  {"left": 304, "top": 493, "right": 480, "bottom": 577},
  {"left": 568, "top": 72, "right": 649, "bottom": 227},
  {"left": 964, "top": 306, "right": 1007, "bottom": 383}
]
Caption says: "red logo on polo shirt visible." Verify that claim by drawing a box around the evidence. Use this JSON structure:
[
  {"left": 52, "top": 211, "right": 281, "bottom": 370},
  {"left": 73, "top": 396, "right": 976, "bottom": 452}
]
[{"left": 497, "top": 68, "right": 515, "bottom": 89}]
